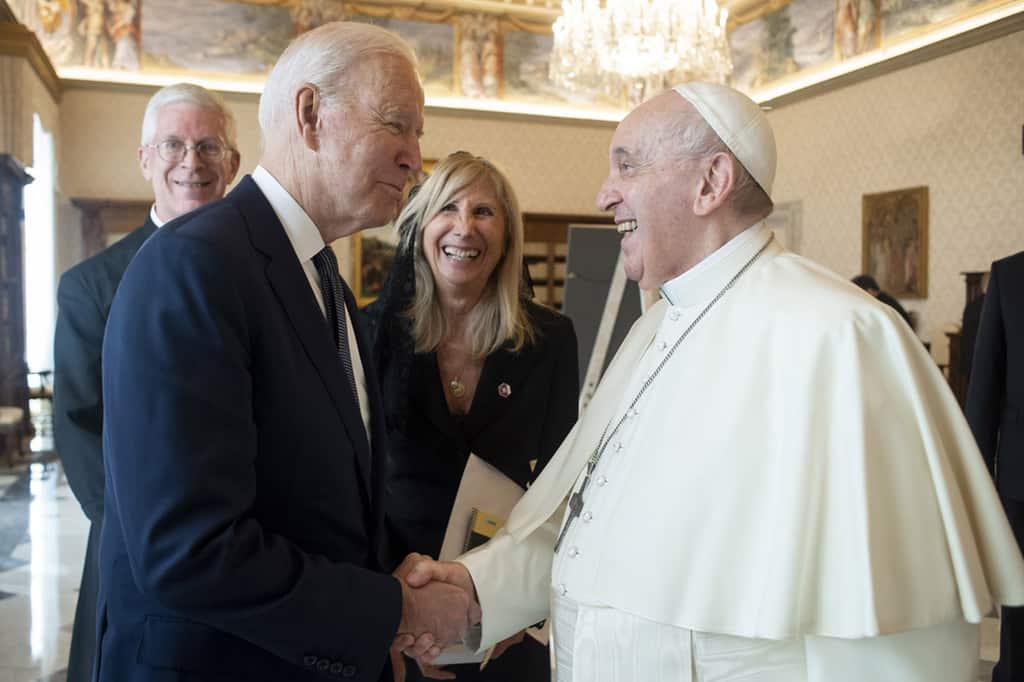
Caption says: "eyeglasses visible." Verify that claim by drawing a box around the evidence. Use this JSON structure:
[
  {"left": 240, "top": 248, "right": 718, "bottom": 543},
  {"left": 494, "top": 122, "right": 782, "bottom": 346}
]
[{"left": 145, "top": 138, "right": 231, "bottom": 163}]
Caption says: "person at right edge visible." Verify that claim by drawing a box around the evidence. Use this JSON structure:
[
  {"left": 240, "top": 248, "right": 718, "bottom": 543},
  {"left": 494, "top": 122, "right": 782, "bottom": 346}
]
[
  {"left": 967, "top": 249, "right": 1024, "bottom": 682},
  {"left": 399, "top": 82, "right": 1024, "bottom": 681},
  {"left": 366, "top": 151, "right": 579, "bottom": 681}
]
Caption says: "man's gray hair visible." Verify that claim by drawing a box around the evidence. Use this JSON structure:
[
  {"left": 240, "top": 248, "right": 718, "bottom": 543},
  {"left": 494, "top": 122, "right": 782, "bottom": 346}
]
[
  {"left": 669, "top": 106, "right": 773, "bottom": 219},
  {"left": 258, "top": 21, "right": 418, "bottom": 136},
  {"left": 140, "top": 83, "right": 238, "bottom": 149}
]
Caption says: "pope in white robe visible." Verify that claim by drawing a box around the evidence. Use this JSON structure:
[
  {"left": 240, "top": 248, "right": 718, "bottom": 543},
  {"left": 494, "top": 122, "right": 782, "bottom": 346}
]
[{"left": 399, "top": 82, "right": 1024, "bottom": 681}]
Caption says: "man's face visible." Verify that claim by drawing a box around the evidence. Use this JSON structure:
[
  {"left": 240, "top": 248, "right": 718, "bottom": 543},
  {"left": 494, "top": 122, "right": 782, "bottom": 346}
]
[
  {"left": 138, "top": 103, "right": 240, "bottom": 222},
  {"left": 595, "top": 94, "right": 702, "bottom": 290},
  {"left": 313, "top": 54, "right": 424, "bottom": 236}
]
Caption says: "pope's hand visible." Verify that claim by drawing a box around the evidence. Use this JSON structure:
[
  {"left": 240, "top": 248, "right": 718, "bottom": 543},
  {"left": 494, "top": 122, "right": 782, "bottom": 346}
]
[
  {"left": 393, "top": 554, "right": 481, "bottom": 662},
  {"left": 394, "top": 555, "right": 480, "bottom": 663}
]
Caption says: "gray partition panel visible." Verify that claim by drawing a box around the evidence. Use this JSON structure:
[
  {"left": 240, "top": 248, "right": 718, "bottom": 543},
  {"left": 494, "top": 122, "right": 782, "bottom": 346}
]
[{"left": 561, "top": 225, "right": 642, "bottom": 390}]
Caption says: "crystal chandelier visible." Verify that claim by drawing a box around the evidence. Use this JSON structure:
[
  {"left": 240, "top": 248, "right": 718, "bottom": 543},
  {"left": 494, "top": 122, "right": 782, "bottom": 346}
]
[{"left": 549, "top": 0, "right": 733, "bottom": 105}]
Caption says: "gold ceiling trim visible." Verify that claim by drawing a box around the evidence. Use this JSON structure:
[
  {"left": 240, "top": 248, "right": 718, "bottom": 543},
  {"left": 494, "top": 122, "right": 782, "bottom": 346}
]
[
  {"left": 726, "top": 0, "right": 791, "bottom": 27},
  {"left": 0, "top": 20, "right": 61, "bottom": 102},
  {"left": 232, "top": 0, "right": 558, "bottom": 23}
]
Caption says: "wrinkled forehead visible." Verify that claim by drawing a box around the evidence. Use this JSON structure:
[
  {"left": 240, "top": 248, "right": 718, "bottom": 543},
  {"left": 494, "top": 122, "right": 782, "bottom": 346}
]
[
  {"left": 154, "top": 103, "right": 228, "bottom": 139},
  {"left": 608, "top": 94, "right": 694, "bottom": 160}
]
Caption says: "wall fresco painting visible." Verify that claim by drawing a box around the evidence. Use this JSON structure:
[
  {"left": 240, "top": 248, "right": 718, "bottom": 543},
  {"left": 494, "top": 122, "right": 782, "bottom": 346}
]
[
  {"left": 143, "top": 0, "right": 292, "bottom": 74},
  {"left": 836, "top": 0, "right": 881, "bottom": 58},
  {"left": 503, "top": 30, "right": 618, "bottom": 107},
  {"left": 350, "top": 14, "right": 454, "bottom": 95},
  {"left": 881, "top": 0, "right": 988, "bottom": 40},
  {"left": 731, "top": 0, "right": 834, "bottom": 91},
  {"left": 14, "top": 0, "right": 142, "bottom": 69}
]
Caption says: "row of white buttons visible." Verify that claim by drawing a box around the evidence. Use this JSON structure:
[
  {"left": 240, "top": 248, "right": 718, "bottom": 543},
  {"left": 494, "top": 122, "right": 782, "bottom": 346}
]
[{"left": 557, "top": 373, "right": 651, "bottom": 598}]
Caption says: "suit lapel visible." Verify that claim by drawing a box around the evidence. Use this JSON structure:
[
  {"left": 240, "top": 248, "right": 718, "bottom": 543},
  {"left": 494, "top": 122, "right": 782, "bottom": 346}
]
[
  {"left": 462, "top": 343, "right": 540, "bottom": 442},
  {"left": 232, "top": 178, "right": 373, "bottom": 502}
]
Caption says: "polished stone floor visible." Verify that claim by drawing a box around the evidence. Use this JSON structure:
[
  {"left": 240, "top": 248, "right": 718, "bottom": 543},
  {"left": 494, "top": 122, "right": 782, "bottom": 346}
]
[
  {"left": 0, "top": 424, "right": 1003, "bottom": 682},
  {"left": 0, "top": 460, "right": 82, "bottom": 682}
]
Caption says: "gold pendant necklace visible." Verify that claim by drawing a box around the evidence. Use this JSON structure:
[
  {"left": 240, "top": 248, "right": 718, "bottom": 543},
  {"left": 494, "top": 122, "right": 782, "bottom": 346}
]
[{"left": 449, "top": 377, "right": 466, "bottom": 398}]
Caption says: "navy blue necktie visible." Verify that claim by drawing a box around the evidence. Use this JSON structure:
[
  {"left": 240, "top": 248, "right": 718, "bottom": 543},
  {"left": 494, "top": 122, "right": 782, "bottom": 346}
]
[{"left": 312, "top": 246, "right": 359, "bottom": 405}]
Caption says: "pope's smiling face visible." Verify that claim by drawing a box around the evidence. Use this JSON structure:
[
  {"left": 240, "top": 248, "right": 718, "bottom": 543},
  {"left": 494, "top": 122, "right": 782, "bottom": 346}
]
[{"left": 595, "top": 93, "right": 703, "bottom": 290}]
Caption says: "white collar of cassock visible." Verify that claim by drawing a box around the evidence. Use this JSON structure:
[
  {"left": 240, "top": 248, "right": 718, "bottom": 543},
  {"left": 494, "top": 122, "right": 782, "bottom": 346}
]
[{"left": 660, "top": 221, "right": 770, "bottom": 307}]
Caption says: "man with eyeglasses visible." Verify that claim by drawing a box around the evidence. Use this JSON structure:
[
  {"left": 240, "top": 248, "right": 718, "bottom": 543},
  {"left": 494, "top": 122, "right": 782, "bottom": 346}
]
[{"left": 53, "top": 82, "right": 239, "bottom": 682}]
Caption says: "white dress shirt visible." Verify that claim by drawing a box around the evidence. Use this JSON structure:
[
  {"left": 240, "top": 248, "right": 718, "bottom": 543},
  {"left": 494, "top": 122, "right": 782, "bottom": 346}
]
[{"left": 251, "top": 165, "right": 371, "bottom": 439}]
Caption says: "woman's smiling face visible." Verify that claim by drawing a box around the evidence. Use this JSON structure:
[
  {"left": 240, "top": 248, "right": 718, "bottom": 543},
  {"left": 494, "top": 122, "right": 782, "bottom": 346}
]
[{"left": 422, "top": 179, "right": 507, "bottom": 297}]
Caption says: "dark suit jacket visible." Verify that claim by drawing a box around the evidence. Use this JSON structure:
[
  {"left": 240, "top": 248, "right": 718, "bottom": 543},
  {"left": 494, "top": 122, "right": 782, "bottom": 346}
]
[
  {"left": 960, "top": 293, "right": 985, "bottom": 382},
  {"left": 55, "top": 219, "right": 157, "bottom": 524},
  {"left": 98, "top": 177, "right": 400, "bottom": 682},
  {"left": 53, "top": 218, "right": 156, "bottom": 682},
  {"left": 967, "top": 250, "right": 1024, "bottom": 502},
  {"left": 367, "top": 301, "right": 578, "bottom": 682}
]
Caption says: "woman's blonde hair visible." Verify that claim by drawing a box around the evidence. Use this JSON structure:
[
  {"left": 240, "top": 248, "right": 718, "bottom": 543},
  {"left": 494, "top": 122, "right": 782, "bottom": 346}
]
[{"left": 395, "top": 151, "right": 535, "bottom": 358}]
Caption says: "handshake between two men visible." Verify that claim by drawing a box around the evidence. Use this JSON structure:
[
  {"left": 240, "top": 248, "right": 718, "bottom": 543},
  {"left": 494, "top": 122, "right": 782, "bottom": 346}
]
[{"left": 393, "top": 554, "right": 481, "bottom": 666}]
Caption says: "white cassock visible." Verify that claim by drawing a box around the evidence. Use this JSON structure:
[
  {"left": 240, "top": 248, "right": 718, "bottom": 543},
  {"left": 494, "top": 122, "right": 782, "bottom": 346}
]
[{"left": 458, "top": 223, "right": 1024, "bottom": 681}]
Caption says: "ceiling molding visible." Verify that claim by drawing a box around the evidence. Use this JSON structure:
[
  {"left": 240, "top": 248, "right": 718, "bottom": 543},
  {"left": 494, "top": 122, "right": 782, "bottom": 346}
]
[
  {"left": 760, "top": 12, "right": 1024, "bottom": 110},
  {"left": 0, "top": 20, "right": 61, "bottom": 102},
  {"left": 355, "top": 0, "right": 560, "bottom": 22}
]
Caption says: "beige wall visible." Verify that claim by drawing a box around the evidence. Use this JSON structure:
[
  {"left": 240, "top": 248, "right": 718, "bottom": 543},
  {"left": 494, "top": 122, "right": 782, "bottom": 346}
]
[{"left": 768, "top": 29, "right": 1024, "bottom": 360}]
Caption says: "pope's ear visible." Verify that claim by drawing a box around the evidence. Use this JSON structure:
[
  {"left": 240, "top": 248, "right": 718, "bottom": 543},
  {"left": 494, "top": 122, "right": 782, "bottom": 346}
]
[
  {"left": 693, "top": 152, "right": 735, "bottom": 217},
  {"left": 295, "top": 84, "right": 321, "bottom": 151}
]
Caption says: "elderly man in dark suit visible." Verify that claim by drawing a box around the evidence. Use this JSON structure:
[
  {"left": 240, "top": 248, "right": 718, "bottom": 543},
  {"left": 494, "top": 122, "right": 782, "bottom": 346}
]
[
  {"left": 96, "top": 21, "right": 477, "bottom": 682},
  {"left": 967, "top": 249, "right": 1024, "bottom": 682},
  {"left": 53, "top": 82, "right": 240, "bottom": 682}
]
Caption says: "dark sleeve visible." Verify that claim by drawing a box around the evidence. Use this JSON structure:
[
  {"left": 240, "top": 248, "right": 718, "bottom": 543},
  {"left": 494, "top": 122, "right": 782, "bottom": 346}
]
[
  {"left": 960, "top": 296, "right": 984, "bottom": 378},
  {"left": 966, "top": 264, "right": 1006, "bottom": 477},
  {"left": 102, "top": 233, "right": 400, "bottom": 677},
  {"left": 533, "top": 315, "right": 580, "bottom": 478},
  {"left": 53, "top": 268, "right": 106, "bottom": 523}
]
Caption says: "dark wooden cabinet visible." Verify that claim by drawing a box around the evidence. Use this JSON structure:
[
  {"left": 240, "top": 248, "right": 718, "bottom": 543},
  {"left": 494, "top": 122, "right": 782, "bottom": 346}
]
[
  {"left": 0, "top": 154, "right": 33, "bottom": 426},
  {"left": 71, "top": 198, "right": 151, "bottom": 259}
]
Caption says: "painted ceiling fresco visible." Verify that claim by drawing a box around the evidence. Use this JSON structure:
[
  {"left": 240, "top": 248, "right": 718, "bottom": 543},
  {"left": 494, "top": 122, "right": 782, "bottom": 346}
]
[{"left": 8, "top": 0, "right": 1021, "bottom": 113}]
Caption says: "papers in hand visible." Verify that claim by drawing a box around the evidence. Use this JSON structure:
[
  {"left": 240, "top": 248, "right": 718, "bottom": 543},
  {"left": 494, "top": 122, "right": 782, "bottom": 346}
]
[{"left": 433, "top": 454, "right": 524, "bottom": 666}]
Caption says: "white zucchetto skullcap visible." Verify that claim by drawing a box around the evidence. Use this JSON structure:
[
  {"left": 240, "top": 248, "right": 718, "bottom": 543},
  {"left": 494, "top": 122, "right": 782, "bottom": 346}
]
[{"left": 672, "top": 82, "right": 776, "bottom": 196}]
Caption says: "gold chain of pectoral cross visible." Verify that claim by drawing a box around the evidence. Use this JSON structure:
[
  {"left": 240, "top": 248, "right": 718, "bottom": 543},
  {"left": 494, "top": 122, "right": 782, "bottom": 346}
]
[{"left": 553, "top": 237, "right": 772, "bottom": 553}]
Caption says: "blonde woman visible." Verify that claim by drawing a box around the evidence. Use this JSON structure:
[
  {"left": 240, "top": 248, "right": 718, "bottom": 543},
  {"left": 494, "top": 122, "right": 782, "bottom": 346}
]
[{"left": 366, "top": 151, "right": 578, "bottom": 682}]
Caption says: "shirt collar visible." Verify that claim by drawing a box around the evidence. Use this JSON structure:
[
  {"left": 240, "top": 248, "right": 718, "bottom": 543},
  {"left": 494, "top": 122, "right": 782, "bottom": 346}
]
[
  {"left": 251, "top": 164, "right": 325, "bottom": 263},
  {"left": 149, "top": 205, "right": 165, "bottom": 228},
  {"left": 660, "top": 222, "right": 770, "bottom": 307}
]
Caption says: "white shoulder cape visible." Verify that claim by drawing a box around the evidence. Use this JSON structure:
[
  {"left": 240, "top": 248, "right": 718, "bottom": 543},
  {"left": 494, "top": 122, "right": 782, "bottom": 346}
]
[{"left": 463, "top": 228, "right": 1024, "bottom": 645}]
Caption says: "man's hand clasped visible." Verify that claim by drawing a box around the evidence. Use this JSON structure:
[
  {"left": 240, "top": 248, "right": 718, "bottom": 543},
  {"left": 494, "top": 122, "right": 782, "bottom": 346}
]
[{"left": 392, "top": 553, "right": 481, "bottom": 665}]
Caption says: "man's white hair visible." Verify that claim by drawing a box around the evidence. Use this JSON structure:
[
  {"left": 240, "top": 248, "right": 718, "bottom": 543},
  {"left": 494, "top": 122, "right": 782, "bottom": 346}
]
[
  {"left": 140, "top": 83, "right": 238, "bottom": 148},
  {"left": 258, "top": 21, "right": 418, "bottom": 138}
]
